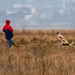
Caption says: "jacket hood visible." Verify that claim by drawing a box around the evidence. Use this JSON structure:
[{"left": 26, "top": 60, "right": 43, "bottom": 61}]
[{"left": 6, "top": 20, "right": 10, "bottom": 25}]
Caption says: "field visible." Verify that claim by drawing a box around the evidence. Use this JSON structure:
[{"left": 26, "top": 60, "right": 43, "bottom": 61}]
[{"left": 0, "top": 29, "right": 75, "bottom": 75}]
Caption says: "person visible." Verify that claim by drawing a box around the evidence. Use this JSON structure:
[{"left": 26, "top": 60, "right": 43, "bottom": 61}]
[{"left": 3, "top": 20, "right": 13, "bottom": 48}]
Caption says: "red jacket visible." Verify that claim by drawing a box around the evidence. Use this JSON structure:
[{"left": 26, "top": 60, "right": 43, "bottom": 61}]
[
  {"left": 3, "top": 20, "right": 13, "bottom": 32},
  {"left": 3, "top": 20, "right": 14, "bottom": 39}
]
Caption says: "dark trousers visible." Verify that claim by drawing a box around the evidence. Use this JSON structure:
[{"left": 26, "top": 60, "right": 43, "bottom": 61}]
[{"left": 7, "top": 39, "right": 12, "bottom": 48}]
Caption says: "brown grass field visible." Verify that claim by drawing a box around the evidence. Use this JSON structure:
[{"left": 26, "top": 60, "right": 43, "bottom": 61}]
[{"left": 0, "top": 29, "right": 75, "bottom": 75}]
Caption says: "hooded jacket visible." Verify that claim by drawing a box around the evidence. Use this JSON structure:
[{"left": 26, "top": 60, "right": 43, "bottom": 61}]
[{"left": 3, "top": 20, "right": 13, "bottom": 40}]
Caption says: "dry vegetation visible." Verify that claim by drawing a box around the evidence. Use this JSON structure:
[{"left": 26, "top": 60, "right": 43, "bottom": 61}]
[{"left": 0, "top": 29, "right": 75, "bottom": 75}]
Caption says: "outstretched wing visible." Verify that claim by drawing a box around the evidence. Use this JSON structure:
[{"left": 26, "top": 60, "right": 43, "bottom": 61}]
[{"left": 57, "top": 32, "right": 69, "bottom": 45}]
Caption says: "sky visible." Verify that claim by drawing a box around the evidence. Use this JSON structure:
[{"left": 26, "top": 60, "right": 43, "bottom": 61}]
[{"left": 0, "top": 0, "right": 75, "bottom": 29}]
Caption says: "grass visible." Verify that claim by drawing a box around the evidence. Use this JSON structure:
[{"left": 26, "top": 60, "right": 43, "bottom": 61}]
[{"left": 0, "top": 29, "right": 75, "bottom": 75}]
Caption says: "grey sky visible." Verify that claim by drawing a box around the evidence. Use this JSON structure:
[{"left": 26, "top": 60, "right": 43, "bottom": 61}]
[{"left": 0, "top": 0, "right": 75, "bottom": 29}]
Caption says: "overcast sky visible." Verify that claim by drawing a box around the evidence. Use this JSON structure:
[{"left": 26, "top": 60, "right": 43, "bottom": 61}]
[{"left": 0, "top": 0, "right": 75, "bottom": 29}]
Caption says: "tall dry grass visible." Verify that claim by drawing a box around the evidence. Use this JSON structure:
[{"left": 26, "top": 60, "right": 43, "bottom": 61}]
[{"left": 0, "top": 29, "right": 75, "bottom": 75}]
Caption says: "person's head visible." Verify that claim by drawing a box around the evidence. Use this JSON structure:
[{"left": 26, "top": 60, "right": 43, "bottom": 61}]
[{"left": 6, "top": 20, "right": 10, "bottom": 25}]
